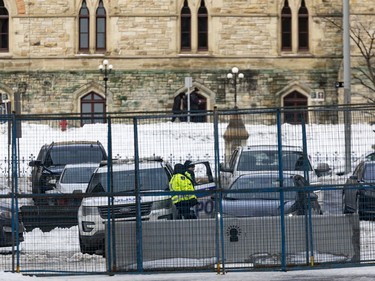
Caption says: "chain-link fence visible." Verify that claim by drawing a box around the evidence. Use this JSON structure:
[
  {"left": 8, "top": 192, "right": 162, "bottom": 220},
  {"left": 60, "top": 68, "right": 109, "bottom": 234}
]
[{"left": 1, "top": 105, "right": 375, "bottom": 275}]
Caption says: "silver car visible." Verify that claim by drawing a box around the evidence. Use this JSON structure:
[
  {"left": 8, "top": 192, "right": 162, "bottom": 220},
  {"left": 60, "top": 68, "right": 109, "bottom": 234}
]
[{"left": 46, "top": 163, "right": 99, "bottom": 206}]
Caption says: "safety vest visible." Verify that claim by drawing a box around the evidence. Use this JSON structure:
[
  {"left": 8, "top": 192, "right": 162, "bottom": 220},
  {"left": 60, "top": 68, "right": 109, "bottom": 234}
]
[{"left": 169, "top": 173, "right": 197, "bottom": 204}]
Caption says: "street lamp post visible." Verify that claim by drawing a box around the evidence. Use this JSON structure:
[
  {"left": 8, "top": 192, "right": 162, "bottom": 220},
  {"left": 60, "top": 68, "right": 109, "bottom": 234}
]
[
  {"left": 227, "top": 67, "right": 244, "bottom": 108},
  {"left": 224, "top": 67, "right": 248, "bottom": 163},
  {"left": 99, "top": 59, "right": 113, "bottom": 114}
]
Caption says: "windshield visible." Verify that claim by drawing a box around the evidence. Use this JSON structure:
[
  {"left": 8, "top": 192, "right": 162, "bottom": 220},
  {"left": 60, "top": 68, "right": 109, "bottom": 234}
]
[
  {"left": 50, "top": 146, "right": 104, "bottom": 165},
  {"left": 227, "top": 176, "right": 296, "bottom": 200},
  {"left": 237, "top": 150, "right": 312, "bottom": 172},
  {"left": 60, "top": 166, "right": 97, "bottom": 184},
  {"left": 87, "top": 166, "right": 169, "bottom": 193}
]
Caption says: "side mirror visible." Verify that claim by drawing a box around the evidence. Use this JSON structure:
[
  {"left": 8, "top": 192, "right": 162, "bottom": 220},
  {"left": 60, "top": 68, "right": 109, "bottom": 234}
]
[
  {"left": 47, "top": 178, "right": 57, "bottom": 187},
  {"left": 29, "top": 160, "right": 42, "bottom": 167}
]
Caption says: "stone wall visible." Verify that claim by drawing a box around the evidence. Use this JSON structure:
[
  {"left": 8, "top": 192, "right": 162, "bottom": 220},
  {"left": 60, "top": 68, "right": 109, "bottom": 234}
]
[{"left": 0, "top": 0, "right": 373, "bottom": 118}]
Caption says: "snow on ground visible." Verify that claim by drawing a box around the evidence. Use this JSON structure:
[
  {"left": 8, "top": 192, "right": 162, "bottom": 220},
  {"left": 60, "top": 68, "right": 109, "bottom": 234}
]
[{"left": 1, "top": 121, "right": 375, "bottom": 280}]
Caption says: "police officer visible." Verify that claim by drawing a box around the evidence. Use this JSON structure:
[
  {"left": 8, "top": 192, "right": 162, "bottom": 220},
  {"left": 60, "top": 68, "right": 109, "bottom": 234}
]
[
  {"left": 184, "top": 160, "right": 196, "bottom": 185},
  {"left": 169, "top": 163, "right": 198, "bottom": 219}
]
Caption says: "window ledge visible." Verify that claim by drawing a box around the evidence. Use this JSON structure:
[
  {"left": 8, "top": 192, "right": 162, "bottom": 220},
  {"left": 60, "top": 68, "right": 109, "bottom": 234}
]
[
  {"left": 178, "top": 53, "right": 213, "bottom": 58},
  {"left": 280, "top": 52, "right": 313, "bottom": 57},
  {"left": 74, "top": 53, "right": 106, "bottom": 58}
]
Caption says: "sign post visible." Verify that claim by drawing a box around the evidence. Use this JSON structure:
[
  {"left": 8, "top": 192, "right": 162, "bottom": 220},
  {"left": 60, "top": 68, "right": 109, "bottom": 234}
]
[{"left": 185, "top": 77, "right": 192, "bottom": 123}]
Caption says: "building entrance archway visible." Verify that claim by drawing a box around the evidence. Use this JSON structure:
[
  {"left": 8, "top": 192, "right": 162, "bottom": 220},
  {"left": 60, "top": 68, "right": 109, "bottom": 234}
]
[{"left": 283, "top": 91, "right": 308, "bottom": 124}]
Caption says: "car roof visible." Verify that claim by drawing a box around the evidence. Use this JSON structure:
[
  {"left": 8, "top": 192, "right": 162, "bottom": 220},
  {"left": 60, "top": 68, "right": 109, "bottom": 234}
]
[
  {"left": 95, "top": 161, "right": 164, "bottom": 173},
  {"left": 42, "top": 141, "right": 103, "bottom": 148},
  {"left": 236, "top": 171, "right": 298, "bottom": 178},
  {"left": 63, "top": 163, "right": 100, "bottom": 169},
  {"left": 240, "top": 145, "right": 303, "bottom": 152}
]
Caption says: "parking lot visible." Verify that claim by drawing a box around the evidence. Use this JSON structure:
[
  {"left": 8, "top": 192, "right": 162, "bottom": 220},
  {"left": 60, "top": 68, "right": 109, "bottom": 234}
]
[{"left": 1, "top": 107, "right": 375, "bottom": 275}]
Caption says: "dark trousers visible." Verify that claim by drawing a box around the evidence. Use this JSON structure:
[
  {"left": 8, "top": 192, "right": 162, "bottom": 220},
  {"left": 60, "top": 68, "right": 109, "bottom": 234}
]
[{"left": 175, "top": 201, "right": 197, "bottom": 219}]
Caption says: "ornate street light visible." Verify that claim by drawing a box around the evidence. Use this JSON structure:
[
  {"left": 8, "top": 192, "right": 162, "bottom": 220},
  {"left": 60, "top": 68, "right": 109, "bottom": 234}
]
[
  {"left": 227, "top": 67, "right": 244, "bottom": 108},
  {"left": 224, "top": 67, "right": 248, "bottom": 163},
  {"left": 99, "top": 59, "right": 113, "bottom": 113}
]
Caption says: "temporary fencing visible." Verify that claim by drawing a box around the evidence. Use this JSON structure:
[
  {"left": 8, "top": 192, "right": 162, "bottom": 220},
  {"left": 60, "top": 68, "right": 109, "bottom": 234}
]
[{"left": 0, "top": 104, "right": 375, "bottom": 275}]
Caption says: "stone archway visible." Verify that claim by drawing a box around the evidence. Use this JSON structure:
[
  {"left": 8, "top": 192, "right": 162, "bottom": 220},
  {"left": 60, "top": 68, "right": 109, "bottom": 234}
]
[
  {"left": 173, "top": 83, "right": 216, "bottom": 123},
  {"left": 276, "top": 82, "right": 312, "bottom": 124}
]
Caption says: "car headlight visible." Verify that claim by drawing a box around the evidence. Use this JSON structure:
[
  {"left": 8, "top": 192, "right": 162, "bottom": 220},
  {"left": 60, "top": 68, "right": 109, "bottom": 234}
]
[
  {"left": 81, "top": 206, "right": 99, "bottom": 217},
  {"left": 151, "top": 198, "right": 172, "bottom": 210}
]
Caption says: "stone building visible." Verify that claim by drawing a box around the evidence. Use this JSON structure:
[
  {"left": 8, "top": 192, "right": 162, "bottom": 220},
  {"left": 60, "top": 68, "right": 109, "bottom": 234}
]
[{"left": 0, "top": 0, "right": 373, "bottom": 125}]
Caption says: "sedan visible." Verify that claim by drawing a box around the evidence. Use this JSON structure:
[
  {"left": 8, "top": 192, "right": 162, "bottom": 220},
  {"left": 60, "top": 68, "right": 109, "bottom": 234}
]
[
  {"left": 220, "top": 172, "right": 322, "bottom": 217},
  {"left": 46, "top": 163, "right": 99, "bottom": 206},
  {"left": 342, "top": 160, "right": 375, "bottom": 219}
]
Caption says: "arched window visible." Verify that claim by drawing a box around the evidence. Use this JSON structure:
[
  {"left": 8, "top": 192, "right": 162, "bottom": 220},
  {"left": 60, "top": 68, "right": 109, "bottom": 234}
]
[
  {"left": 80, "top": 92, "right": 106, "bottom": 126},
  {"left": 180, "top": 0, "right": 191, "bottom": 51},
  {"left": 96, "top": 0, "right": 106, "bottom": 51},
  {"left": 283, "top": 91, "right": 308, "bottom": 124},
  {"left": 281, "top": 0, "right": 292, "bottom": 51},
  {"left": 298, "top": 0, "right": 309, "bottom": 51},
  {"left": 0, "top": 0, "right": 9, "bottom": 52},
  {"left": 197, "top": 0, "right": 208, "bottom": 51},
  {"left": 79, "top": 0, "right": 90, "bottom": 51}
]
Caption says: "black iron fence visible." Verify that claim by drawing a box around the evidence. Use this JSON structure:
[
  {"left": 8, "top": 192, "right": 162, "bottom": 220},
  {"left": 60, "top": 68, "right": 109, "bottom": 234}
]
[{"left": 1, "top": 105, "right": 375, "bottom": 275}]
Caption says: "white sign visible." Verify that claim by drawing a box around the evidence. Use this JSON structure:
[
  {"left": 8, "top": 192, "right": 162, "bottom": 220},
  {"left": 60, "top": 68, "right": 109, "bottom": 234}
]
[{"left": 185, "top": 77, "right": 192, "bottom": 88}]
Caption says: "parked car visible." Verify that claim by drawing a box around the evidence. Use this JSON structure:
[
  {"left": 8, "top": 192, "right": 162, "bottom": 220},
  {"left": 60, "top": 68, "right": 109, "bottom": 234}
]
[
  {"left": 342, "top": 160, "right": 375, "bottom": 219},
  {"left": 220, "top": 145, "right": 331, "bottom": 189},
  {"left": 0, "top": 198, "right": 25, "bottom": 247},
  {"left": 78, "top": 158, "right": 174, "bottom": 255},
  {"left": 29, "top": 141, "right": 107, "bottom": 205},
  {"left": 218, "top": 172, "right": 322, "bottom": 218},
  {"left": 45, "top": 163, "right": 99, "bottom": 206},
  {"left": 220, "top": 145, "right": 330, "bottom": 211}
]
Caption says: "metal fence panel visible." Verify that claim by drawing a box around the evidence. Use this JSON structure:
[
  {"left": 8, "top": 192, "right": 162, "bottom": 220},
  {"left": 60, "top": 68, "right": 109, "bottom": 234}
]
[{"left": 1, "top": 105, "right": 375, "bottom": 275}]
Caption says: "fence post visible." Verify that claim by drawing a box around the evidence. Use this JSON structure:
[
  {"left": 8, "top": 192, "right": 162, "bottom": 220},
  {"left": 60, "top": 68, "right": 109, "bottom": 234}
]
[
  {"left": 213, "top": 107, "right": 225, "bottom": 274},
  {"left": 11, "top": 113, "right": 21, "bottom": 272},
  {"left": 301, "top": 114, "right": 315, "bottom": 266},
  {"left": 133, "top": 117, "right": 144, "bottom": 272},
  {"left": 276, "top": 109, "right": 287, "bottom": 271},
  {"left": 106, "top": 116, "right": 116, "bottom": 273}
]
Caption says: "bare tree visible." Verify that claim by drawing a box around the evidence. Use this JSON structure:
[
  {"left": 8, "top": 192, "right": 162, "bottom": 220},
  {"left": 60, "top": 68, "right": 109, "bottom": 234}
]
[{"left": 325, "top": 17, "right": 375, "bottom": 98}]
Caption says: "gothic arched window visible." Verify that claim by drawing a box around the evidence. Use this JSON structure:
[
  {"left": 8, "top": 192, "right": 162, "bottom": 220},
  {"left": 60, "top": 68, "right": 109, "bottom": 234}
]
[
  {"left": 0, "top": 0, "right": 9, "bottom": 52},
  {"left": 281, "top": 0, "right": 292, "bottom": 51},
  {"left": 298, "top": 0, "right": 309, "bottom": 51},
  {"left": 198, "top": 0, "right": 208, "bottom": 51},
  {"left": 80, "top": 92, "right": 106, "bottom": 126},
  {"left": 79, "top": 0, "right": 90, "bottom": 51},
  {"left": 96, "top": 0, "right": 106, "bottom": 51}
]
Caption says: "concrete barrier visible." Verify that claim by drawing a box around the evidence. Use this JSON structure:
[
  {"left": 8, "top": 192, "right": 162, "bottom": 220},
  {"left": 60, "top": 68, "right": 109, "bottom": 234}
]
[{"left": 106, "top": 214, "right": 359, "bottom": 271}]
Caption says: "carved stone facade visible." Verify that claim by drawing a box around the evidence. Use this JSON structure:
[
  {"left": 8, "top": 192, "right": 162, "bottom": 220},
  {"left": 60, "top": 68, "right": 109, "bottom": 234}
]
[{"left": 0, "top": 0, "right": 373, "bottom": 123}]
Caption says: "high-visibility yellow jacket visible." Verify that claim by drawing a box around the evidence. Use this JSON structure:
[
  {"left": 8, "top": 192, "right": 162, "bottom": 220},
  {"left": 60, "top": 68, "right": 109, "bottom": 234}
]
[{"left": 169, "top": 173, "right": 197, "bottom": 204}]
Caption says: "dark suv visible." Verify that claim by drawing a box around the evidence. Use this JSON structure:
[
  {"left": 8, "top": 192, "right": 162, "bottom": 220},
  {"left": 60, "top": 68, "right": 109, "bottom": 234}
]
[{"left": 29, "top": 141, "right": 107, "bottom": 204}]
